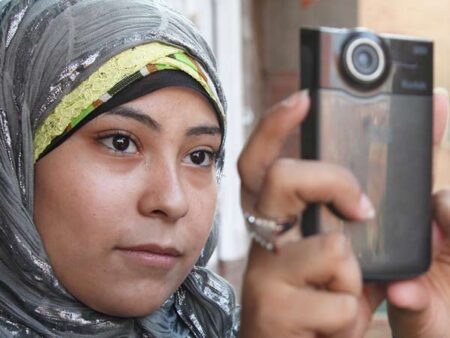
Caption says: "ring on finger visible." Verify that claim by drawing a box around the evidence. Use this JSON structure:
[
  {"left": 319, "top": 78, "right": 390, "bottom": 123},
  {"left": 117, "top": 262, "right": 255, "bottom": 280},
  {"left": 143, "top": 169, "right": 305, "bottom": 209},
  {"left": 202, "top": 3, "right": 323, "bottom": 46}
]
[{"left": 244, "top": 212, "right": 298, "bottom": 253}]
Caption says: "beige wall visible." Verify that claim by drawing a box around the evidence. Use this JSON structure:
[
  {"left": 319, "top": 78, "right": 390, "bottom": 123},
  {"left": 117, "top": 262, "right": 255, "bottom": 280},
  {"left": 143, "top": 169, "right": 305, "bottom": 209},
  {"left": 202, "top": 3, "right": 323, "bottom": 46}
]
[{"left": 359, "top": 0, "right": 450, "bottom": 91}]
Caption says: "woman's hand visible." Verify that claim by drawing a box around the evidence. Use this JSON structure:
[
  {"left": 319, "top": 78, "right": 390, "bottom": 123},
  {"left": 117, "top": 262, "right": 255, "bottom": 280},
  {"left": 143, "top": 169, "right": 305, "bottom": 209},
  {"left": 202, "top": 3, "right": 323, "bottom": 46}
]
[
  {"left": 237, "top": 91, "right": 382, "bottom": 337},
  {"left": 386, "top": 89, "right": 450, "bottom": 338}
]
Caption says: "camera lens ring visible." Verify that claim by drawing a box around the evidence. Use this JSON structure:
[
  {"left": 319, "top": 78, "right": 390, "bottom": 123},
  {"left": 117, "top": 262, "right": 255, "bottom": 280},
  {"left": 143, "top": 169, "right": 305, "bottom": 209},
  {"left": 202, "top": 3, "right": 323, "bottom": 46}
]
[{"left": 344, "top": 37, "right": 386, "bottom": 84}]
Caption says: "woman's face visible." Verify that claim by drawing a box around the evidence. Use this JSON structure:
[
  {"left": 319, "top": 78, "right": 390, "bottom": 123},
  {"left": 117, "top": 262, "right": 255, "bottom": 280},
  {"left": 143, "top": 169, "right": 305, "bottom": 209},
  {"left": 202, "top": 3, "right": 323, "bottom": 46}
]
[{"left": 34, "top": 87, "right": 221, "bottom": 317}]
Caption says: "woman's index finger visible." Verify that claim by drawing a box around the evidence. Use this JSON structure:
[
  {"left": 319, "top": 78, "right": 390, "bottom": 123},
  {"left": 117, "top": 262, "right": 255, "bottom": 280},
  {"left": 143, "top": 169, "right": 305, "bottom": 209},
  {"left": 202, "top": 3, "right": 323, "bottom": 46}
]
[{"left": 238, "top": 90, "right": 310, "bottom": 193}]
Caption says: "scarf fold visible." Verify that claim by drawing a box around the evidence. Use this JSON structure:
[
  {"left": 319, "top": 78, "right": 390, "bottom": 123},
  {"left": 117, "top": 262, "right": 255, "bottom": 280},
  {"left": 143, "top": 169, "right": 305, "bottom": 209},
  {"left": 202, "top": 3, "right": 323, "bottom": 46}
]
[{"left": 0, "top": 0, "right": 238, "bottom": 337}]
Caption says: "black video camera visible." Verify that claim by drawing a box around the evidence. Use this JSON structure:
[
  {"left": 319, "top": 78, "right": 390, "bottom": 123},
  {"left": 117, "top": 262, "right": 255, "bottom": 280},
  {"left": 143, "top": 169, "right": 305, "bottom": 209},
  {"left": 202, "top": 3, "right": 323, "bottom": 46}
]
[{"left": 300, "top": 27, "right": 433, "bottom": 281}]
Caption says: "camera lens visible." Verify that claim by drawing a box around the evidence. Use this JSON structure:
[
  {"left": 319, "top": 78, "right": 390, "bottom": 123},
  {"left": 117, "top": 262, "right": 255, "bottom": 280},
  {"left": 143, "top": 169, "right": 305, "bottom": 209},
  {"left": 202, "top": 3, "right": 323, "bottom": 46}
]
[
  {"left": 343, "top": 36, "right": 387, "bottom": 86},
  {"left": 353, "top": 44, "right": 379, "bottom": 75}
]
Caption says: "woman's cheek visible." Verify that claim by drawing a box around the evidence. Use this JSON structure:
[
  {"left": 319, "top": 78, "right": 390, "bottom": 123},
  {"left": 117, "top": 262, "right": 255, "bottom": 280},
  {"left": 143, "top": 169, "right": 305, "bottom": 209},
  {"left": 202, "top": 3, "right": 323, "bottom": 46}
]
[{"left": 186, "top": 186, "right": 217, "bottom": 253}]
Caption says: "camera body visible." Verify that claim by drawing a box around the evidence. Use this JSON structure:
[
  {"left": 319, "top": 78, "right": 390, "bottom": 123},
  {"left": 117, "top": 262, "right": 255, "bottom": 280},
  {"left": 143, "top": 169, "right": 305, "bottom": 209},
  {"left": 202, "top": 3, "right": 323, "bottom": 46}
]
[{"left": 300, "top": 27, "right": 433, "bottom": 281}]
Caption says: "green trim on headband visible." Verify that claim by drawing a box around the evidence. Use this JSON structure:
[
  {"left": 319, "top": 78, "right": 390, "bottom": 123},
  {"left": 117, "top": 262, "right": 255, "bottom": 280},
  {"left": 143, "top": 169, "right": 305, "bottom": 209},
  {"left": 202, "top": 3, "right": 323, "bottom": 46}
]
[{"left": 33, "top": 42, "right": 222, "bottom": 161}]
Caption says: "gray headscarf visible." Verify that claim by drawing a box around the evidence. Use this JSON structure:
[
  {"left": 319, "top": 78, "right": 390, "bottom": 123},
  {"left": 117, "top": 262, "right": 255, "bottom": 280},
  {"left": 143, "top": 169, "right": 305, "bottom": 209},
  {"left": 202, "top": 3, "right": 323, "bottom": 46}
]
[{"left": 0, "top": 0, "right": 239, "bottom": 337}]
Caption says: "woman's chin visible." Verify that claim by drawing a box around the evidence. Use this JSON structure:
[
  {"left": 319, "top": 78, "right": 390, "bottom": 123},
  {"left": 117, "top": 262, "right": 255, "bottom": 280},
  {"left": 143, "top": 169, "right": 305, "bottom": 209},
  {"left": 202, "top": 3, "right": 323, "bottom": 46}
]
[{"left": 73, "top": 282, "right": 175, "bottom": 318}]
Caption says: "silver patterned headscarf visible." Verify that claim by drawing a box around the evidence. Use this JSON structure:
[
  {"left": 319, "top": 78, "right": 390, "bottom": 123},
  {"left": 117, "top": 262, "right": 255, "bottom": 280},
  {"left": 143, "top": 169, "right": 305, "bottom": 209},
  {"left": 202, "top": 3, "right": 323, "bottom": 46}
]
[{"left": 0, "top": 0, "right": 239, "bottom": 337}]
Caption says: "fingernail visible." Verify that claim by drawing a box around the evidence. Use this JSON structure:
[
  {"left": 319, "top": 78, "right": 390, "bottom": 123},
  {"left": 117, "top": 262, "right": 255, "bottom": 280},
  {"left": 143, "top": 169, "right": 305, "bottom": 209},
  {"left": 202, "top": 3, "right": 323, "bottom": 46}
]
[
  {"left": 359, "top": 194, "right": 376, "bottom": 220},
  {"left": 300, "top": 88, "right": 310, "bottom": 100},
  {"left": 434, "top": 87, "right": 449, "bottom": 98},
  {"left": 435, "top": 88, "right": 450, "bottom": 147},
  {"left": 282, "top": 89, "right": 309, "bottom": 107}
]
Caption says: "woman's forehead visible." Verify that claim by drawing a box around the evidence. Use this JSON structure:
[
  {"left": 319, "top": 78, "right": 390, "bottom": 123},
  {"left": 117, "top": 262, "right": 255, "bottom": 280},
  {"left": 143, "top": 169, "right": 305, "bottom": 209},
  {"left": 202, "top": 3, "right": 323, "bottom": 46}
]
[{"left": 122, "top": 87, "right": 221, "bottom": 126}]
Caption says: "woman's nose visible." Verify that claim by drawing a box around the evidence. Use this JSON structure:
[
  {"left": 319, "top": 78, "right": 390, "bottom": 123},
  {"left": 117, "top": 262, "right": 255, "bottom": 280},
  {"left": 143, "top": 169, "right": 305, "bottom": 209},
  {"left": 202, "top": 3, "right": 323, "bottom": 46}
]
[{"left": 137, "top": 161, "right": 189, "bottom": 222}]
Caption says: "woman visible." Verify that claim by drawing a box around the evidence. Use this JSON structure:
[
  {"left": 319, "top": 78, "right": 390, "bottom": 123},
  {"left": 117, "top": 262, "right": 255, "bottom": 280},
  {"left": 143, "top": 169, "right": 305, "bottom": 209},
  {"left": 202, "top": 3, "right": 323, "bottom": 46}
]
[
  {"left": 1, "top": 0, "right": 449, "bottom": 337},
  {"left": 1, "top": 1, "right": 237, "bottom": 336}
]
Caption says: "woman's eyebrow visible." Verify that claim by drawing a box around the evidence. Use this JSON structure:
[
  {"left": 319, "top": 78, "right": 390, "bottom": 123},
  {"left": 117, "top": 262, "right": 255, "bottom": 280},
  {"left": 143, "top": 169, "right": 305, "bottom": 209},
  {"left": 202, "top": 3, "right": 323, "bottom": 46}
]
[
  {"left": 105, "top": 106, "right": 220, "bottom": 137},
  {"left": 106, "top": 106, "right": 161, "bottom": 131},
  {"left": 186, "top": 125, "right": 221, "bottom": 137}
]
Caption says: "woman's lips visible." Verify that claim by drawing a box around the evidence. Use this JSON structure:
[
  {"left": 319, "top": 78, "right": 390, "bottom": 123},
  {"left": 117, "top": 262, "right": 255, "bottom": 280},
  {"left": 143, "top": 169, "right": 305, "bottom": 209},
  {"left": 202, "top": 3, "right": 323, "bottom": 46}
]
[{"left": 117, "top": 244, "right": 182, "bottom": 269}]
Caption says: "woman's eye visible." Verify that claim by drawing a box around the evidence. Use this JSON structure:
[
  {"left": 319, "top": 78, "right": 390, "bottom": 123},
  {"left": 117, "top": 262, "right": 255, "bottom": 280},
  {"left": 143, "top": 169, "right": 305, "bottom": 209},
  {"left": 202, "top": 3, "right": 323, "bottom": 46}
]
[
  {"left": 184, "top": 150, "right": 216, "bottom": 167},
  {"left": 99, "top": 134, "right": 138, "bottom": 154}
]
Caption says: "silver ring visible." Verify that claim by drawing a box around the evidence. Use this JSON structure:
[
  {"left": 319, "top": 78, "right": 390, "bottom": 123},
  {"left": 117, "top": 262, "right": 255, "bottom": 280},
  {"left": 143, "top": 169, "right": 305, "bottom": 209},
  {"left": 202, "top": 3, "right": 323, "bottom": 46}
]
[{"left": 244, "top": 213, "right": 297, "bottom": 252}]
